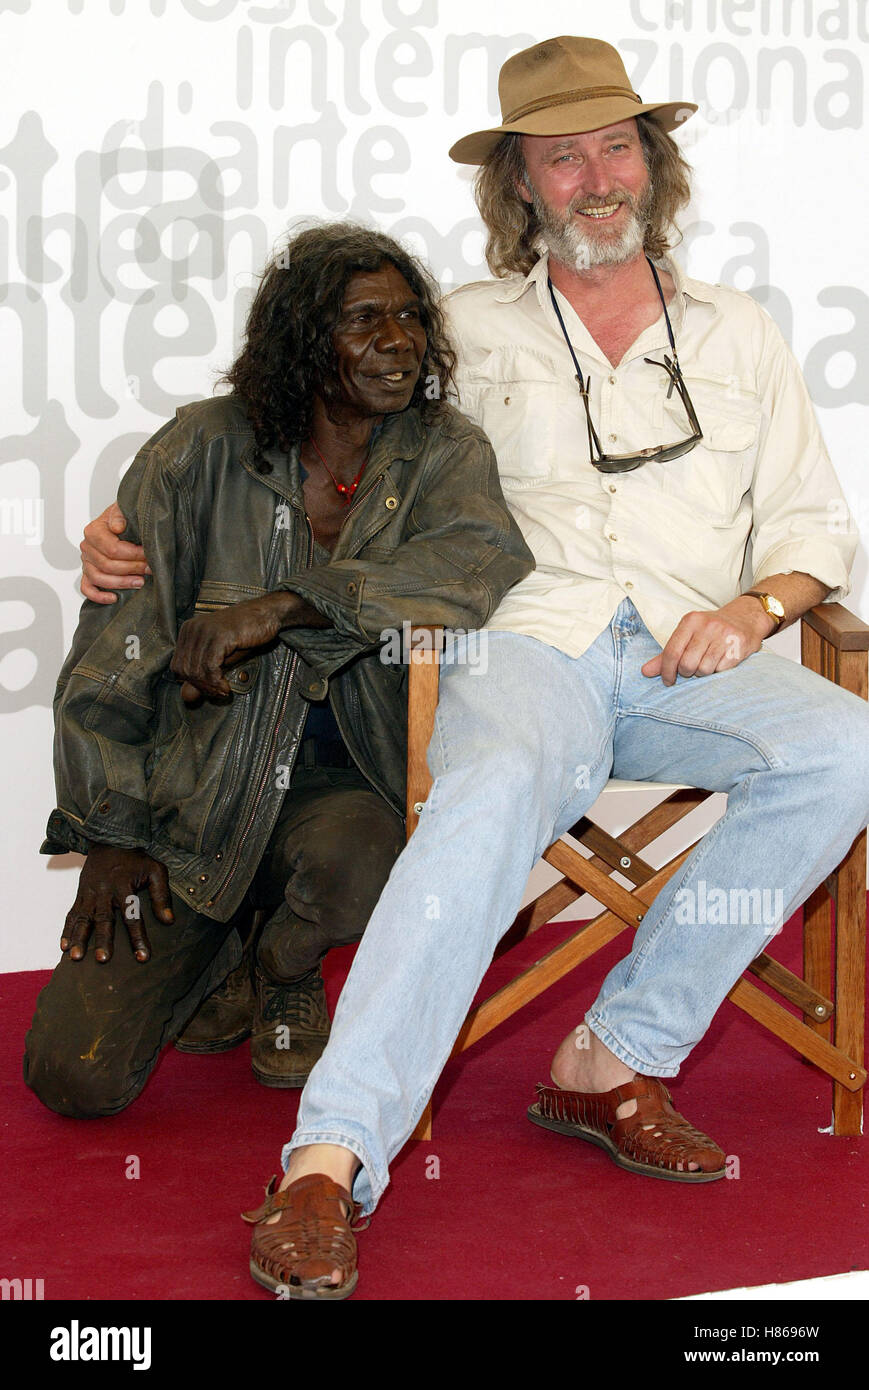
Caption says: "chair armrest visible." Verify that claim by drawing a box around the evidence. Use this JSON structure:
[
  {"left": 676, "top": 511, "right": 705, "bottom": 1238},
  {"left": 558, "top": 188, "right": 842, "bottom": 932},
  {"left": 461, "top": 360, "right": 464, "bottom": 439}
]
[
  {"left": 801, "top": 603, "right": 869, "bottom": 651},
  {"left": 801, "top": 604, "right": 868, "bottom": 700}
]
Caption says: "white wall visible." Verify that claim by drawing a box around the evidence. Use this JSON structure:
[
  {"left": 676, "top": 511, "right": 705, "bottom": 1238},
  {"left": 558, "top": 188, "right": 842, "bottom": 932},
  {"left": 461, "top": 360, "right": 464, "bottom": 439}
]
[{"left": 2, "top": 0, "right": 867, "bottom": 970}]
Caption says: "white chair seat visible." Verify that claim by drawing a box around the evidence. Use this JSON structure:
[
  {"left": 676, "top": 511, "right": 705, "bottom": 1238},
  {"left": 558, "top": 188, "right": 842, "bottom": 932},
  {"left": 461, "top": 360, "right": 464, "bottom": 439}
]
[{"left": 599, "top": 779, "right": 692, "bottom": 795}]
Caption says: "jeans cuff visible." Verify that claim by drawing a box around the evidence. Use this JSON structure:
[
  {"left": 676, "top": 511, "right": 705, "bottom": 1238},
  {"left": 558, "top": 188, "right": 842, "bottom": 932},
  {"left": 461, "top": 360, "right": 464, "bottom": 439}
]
[
  {"left": 585, "top": 1012, "right": 681, "bottom": 1078},
  {"left": 281, "top": 1129, "right": 385, "bottom": 1216}
]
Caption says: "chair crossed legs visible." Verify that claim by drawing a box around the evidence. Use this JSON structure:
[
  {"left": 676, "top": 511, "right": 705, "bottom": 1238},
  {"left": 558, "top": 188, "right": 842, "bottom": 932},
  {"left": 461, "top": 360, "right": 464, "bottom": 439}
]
[{"left": 405, "top": 605, "right": 869, "bottom": 1141}]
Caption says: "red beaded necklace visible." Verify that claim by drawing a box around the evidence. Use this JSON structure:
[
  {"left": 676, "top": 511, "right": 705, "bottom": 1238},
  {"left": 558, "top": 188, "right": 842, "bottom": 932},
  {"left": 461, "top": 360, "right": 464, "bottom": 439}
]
[{"left": 308, "top": 436, "right": 369, "bottom": 504}]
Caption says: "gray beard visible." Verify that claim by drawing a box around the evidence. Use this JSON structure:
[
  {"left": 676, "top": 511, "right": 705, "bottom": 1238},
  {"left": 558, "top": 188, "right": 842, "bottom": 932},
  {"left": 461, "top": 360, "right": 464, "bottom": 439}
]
[{"left": 531, "top": 183, "right": 652, "bottom": 271}]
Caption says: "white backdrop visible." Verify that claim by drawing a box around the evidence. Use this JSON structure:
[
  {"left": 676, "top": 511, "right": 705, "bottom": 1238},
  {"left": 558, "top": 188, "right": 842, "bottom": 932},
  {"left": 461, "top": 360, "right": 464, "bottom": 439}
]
[{"left": 2, "top": 0, "right": 867, "bottom": 971}]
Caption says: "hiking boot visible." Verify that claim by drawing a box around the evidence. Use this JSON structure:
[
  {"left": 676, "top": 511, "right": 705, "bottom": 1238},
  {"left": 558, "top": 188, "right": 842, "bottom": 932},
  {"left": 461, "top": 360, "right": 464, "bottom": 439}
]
[
  {"left": 250, "top": 964, "right": 331, "bottom": 1088},
  {"left": 175, "top": 953, "right": 255, "bottom": 1054}
]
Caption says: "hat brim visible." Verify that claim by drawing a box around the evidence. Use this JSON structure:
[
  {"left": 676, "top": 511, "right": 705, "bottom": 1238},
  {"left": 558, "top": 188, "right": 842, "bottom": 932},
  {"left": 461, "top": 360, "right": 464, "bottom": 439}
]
[{"left": 448, "top": 99, "right": 697, "bottom": 165}]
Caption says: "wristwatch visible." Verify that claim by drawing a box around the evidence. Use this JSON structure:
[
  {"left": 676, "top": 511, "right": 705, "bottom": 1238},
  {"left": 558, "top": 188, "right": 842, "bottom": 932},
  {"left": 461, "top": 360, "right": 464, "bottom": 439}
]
[{"left": 746, "top": 590, "right": 786, "bottom": 632}]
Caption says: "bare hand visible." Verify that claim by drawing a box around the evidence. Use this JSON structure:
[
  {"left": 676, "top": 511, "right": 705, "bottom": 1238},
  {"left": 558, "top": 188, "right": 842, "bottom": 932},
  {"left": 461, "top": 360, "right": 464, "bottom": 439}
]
[
  {"left": 81, "top": 502, "right": 151, "bottom": 604},
  {"left": 60, "top": 845, "right": 174, "bottom": 963},
  {"left": 641, "top": 598, "right": 775, "bottom": 686},
  {"left": 171, "top": 594, "right": 295, "bottom": 701}
]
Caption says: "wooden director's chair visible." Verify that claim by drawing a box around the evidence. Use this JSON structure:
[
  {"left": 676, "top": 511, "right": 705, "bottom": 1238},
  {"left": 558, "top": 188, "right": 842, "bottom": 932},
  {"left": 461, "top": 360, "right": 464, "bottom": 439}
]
[{"left": 405, "top": 605, "right": 869, "bottom": 1141}]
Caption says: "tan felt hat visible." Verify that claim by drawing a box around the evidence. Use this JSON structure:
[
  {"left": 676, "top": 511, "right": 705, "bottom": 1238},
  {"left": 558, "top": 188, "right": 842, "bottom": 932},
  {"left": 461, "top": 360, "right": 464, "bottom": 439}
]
[{"left": 449, "top": 36, "right": 696, "bottom": 164}]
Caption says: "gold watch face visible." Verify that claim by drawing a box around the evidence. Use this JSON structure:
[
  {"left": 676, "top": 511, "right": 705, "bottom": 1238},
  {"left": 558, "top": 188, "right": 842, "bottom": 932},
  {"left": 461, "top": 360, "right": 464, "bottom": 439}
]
[
  {"left": 764, "top": 595, "right": 785, "bottom": 620},
  {"left": 753, "top": 592, "right": 784, "bottom": 623}
]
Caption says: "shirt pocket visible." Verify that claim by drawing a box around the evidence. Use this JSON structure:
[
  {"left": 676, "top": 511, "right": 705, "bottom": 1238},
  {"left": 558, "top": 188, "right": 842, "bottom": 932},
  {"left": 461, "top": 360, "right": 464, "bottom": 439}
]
[
  {"left": 656, "top": 371, "right": 760, "bottom": 526},
  {"left": 458, "top": 350, "right": 579, "bottom": 489}
]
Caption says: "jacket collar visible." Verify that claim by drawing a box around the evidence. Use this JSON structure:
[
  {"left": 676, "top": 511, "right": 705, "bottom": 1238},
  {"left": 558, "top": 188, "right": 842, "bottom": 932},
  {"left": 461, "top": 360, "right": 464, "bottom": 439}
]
[
  {"left": 240, "top": 405, "right": 427, "bottom": 507},
  {"left": 334, "top": 406, "right": 427, "bottom": 515},
  {"left": 367, "top": 404, "right": 425, "bottom": 470}
]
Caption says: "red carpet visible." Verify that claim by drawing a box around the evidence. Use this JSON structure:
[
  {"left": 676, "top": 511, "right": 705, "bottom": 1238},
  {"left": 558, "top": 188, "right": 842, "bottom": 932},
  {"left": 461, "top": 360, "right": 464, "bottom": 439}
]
[{"left": 2, "top": 907, "right": 868, "bottom": 1302}]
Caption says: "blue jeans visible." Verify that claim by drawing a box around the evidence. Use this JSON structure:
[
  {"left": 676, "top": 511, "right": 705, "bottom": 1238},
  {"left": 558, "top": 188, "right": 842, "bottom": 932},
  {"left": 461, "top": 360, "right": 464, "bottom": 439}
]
[{"left": 284, "top": 601, "right": 869, "bottom": 1212}]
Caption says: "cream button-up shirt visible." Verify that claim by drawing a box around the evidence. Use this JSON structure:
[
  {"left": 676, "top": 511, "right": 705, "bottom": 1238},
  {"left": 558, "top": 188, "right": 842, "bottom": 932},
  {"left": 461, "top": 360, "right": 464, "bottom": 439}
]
[{"left": 445, "top": 253, "right": 856, "bottom": 658}]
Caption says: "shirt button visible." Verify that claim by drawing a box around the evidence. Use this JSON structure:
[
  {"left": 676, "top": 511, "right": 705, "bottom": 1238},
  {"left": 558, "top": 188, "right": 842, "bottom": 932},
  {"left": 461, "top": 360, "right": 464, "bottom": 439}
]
[
  {"left": 504, "top": 395, "right": 511, "bottom": 405},
  {"left": 608, "top": 484, "right": 617, "bottom": 493},
  {"left": 608, "top": 434, "right": 618, "bottom": 444},
  {"left": 608, "top": 375, "right": 617, "bottom": 386},
  {"left": 608, "top": 532, "right": 618, "bottom": 542},
  {"left": 625, "top": 581, "right": 634, "bottom": 590}
]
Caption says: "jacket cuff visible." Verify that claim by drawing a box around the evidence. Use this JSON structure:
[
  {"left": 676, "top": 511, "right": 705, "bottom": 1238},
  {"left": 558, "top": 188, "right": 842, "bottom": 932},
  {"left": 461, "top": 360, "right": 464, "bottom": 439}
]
[
  {"left": 41, "top": 810, "right": 91, "bottom": 857},
  {"left": 42, "top": 791, "right": 152, "bottom": 857},
  {"left": 275, "top": 572, "right": 367, "bottom": 640},
  {"left": 277, "top": 627, "right": 376, "bottom": 683}
]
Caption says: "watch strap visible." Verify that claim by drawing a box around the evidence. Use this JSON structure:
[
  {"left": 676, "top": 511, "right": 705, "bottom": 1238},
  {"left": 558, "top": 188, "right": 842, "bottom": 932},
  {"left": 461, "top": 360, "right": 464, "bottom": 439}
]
[{"left": 746, "top": 590, "right": 784, "bottom": 631}]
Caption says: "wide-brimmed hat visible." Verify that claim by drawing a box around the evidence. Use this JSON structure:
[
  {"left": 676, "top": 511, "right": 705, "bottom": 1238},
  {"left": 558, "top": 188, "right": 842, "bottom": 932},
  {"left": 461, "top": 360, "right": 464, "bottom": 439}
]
[{"left": 449, "top": 36, "right": 696, "bottom": 164}]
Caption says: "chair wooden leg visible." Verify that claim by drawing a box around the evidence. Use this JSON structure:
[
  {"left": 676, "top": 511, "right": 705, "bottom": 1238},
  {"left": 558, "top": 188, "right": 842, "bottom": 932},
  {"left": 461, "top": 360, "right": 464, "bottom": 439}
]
[
  {"left": 748, "top": 951, "right": 832, "bottom": 1020},
  {"left": 412, "top": 1100, "right": 432, "bottom": 1141},
  {"left": 456, "top": 846, "right": 694, "bottom": 1052},
  {"left": 728, "top": 976, "right": 864, "bottom": 1090},
  {"left": 801, "top": 636, "right": 869, "bottom": 1132},
  {"left": 832, "top": 828, "right": 867, "bottom": 1135},
  {"left": 803, "top": 883, "right": 833, "bottom": 1040}
]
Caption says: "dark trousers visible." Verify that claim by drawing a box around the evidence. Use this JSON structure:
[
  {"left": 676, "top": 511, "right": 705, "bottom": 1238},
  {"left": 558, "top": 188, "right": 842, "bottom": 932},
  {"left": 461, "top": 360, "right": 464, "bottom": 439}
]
[{"left": 24, "top": 764, "right": 404, "bottom": 1118}]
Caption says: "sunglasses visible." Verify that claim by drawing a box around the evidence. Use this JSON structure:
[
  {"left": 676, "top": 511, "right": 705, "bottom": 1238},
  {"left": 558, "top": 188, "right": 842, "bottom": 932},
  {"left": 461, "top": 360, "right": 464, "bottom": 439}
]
[{"left": 548, "top": 258, "right": 703, "bottom": 475}]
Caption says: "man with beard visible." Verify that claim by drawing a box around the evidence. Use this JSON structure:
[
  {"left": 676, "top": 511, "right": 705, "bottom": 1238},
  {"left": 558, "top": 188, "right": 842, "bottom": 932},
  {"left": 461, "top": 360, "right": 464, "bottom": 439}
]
[{"left": 82, "top": 39, "right": 867, "bottom": 1301}]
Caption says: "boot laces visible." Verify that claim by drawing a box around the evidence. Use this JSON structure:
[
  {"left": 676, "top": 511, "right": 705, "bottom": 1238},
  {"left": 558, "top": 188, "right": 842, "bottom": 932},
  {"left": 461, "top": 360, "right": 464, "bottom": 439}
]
[{"left": 260, "top": 970, "right": 324, "bottom": 1027}]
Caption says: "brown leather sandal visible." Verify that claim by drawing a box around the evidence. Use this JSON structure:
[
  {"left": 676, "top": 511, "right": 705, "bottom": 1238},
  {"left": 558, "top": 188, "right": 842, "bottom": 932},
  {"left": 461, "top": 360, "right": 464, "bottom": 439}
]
[
  {"left": 528, "top": 1077, "right": 726, "bottom": 1183},
  {"left": 242, "top": 1173, "right": 364, "bottom": 1299}
]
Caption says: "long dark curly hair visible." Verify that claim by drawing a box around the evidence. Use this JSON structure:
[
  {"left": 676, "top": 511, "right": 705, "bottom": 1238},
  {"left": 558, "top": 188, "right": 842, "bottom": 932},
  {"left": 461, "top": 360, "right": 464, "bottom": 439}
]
[{"left": 220, "top": 222, "right": 456, "bottom": 471}]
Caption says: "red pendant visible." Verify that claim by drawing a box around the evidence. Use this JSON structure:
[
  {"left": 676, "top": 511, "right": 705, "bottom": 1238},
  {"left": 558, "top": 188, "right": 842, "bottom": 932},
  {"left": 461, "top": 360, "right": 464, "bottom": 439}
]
[{"left": 308, "top": 437, "right": 366, "bottom": 504}]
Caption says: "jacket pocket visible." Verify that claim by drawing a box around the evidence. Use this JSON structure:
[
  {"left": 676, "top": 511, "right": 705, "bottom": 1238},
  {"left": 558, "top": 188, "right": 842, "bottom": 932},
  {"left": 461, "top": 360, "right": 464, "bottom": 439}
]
[
  {"left": 193, "top": 579, "right": 268, "bottom": 611},
  {"left": 148, "top": 648, "right": 262, "bottom": 857}
]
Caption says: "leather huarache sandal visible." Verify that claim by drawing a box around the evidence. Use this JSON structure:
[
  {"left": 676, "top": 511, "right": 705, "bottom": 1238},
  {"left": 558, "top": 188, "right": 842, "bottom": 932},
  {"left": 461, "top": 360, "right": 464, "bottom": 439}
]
[
  {"left": 528, "top": 1077, "right": 726, "bottom": 1183},
  {"left": 242, "top": 1173, "right": 365, "bottom": 1299}
]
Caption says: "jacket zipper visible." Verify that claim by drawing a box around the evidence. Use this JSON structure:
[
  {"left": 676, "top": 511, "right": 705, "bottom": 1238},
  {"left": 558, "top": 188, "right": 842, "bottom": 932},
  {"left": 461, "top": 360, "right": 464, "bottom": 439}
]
[
  {"left": 341, "top": 471, "right": 385, "bottom": 531},
  {"left": 348, "top": 465, "right": 385, "bottom": 511},
  {"left": 324, "top": 480, "right": 405, "bottom": 815},
  {"left": 216, "top": 506, "right": 314, "bottom": 904}
]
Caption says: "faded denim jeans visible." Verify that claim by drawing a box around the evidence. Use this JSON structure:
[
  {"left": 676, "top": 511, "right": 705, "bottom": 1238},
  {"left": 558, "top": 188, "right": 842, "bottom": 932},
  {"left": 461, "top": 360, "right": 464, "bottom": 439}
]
[{"left": 286, "top": 600, "right": 869, "bottom": 1212}]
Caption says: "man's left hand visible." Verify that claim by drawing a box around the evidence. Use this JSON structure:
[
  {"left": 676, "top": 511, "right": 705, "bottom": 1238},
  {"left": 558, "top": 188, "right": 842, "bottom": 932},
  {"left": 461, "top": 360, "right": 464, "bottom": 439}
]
[
  {"left": 171, "top": 593, "right": 302, "bottom": 700},
  {"left": 641, "top": 597, "right": 776, "bottom": 686}
]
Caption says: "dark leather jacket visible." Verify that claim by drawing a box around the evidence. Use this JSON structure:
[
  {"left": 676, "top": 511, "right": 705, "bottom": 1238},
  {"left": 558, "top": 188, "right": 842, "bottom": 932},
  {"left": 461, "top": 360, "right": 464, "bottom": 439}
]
[{"left": 42, "top": 395, "right": 533, "bottom": 920}]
